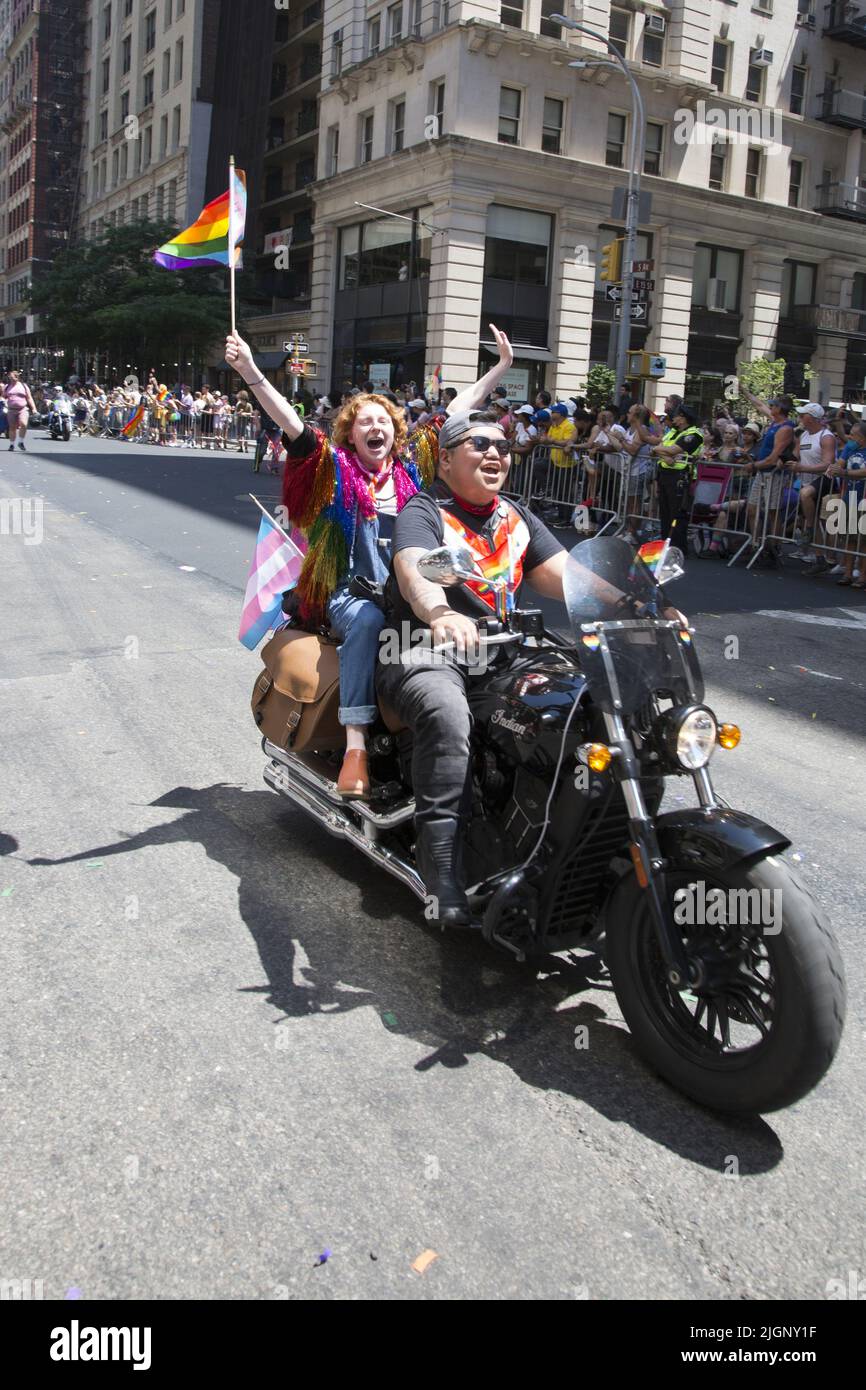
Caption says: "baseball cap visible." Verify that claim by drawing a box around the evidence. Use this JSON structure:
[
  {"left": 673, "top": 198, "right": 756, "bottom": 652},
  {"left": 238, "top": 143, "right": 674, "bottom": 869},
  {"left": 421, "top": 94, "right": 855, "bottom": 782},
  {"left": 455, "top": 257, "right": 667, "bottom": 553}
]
[
  {"left": 534, "top": 409, "right": 552, "bottom": 423},
  {"left": 515, "top": 404, "right": 535, "bottom": 416},
  {"left": 551, "top": 402, "right": 569, "bottom": 416},
  {"left": 407, "top": 397, "right": 427, "bottom": 409},
  {"left": 742, "top": 421, "right": 762, "bottom": 437},
  {"left": 796, "top": 402, "right": 825, "bottom": 419},
  {"left": 438, "top": 410, "right": 503, "bottom": 449}
]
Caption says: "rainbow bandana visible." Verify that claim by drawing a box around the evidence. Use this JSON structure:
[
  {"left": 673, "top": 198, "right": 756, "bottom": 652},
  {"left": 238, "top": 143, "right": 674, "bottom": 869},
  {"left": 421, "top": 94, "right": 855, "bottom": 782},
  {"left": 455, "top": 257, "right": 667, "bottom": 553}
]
[{"left": 441, "top": 502, "right": 531, "bottom": 614}]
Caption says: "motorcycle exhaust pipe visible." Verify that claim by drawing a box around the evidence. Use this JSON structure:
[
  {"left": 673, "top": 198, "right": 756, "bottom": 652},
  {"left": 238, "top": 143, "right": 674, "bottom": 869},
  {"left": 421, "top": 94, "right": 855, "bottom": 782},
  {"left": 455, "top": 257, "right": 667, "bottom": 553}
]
[
  {"left": 263, "top": 739, "right": 416, "bottom": 830},
  {"left": 263, "top": 760, "right": 427, "bottom": 902}
]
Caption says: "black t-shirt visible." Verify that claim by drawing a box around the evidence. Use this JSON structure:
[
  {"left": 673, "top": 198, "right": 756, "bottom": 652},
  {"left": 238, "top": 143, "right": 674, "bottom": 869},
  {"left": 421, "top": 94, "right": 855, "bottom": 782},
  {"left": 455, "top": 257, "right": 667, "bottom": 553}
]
[{"left": 385, "top": 478, "right": 563, "bottom": 636}]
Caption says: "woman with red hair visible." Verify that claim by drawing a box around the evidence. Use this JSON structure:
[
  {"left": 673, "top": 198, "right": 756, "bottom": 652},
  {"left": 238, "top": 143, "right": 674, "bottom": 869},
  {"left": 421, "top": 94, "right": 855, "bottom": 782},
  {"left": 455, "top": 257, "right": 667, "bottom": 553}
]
[{"left": 226, "top": 327, "right": 514, "bottom": 797}]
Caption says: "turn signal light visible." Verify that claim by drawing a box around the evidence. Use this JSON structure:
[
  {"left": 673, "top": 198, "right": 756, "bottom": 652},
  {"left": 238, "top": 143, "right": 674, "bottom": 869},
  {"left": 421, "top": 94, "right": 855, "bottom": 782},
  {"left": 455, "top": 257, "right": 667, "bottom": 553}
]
[
  {"left": 587, "top": 743, "right": 613, "bottom": 772},
  {"left": 718, "top": 723, "right": 741, "bottom": 750}
]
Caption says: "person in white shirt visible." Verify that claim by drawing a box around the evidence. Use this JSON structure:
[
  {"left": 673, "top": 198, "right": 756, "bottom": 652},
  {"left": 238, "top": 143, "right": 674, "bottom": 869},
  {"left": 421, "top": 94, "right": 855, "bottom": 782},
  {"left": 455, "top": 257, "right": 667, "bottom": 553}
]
[{"left": 792, "top": 404, "right": 837, "bottom": 567}]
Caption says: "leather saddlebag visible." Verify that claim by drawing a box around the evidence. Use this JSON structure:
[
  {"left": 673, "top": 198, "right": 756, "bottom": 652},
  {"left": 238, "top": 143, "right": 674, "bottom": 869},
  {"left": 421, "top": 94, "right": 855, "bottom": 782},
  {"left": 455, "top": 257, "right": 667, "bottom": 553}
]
[{"left": 251, "top": 628, "right": 344, "bottom": 752}]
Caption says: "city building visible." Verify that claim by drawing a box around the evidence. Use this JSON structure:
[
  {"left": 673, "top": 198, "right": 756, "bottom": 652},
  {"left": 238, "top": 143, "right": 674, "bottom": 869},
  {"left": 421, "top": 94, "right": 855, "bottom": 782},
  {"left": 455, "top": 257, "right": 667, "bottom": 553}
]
[
  {"left": 238, "top": 0, "right": 324, "bottom": 394},
  {"left": 304, "top": 0, "right": 866, "bottom": 410},
  {"left": 0, "top": 0, "right": 83, "bottom": 370}
]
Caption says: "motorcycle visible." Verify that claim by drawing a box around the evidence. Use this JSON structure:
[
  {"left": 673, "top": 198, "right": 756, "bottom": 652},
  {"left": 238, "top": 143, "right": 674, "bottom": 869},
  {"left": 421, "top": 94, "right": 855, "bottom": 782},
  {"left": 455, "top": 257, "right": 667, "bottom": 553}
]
[
  {"left": 48, "top": 394, "right": 73, "bottom": 441},
  {"left": 254, "top": 535, "right": 845, "bottom": 1115}
]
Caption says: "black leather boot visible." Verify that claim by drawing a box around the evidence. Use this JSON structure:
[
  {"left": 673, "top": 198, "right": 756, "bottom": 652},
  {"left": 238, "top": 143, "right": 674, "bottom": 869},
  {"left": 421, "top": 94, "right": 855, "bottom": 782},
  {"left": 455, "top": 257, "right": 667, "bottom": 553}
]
[{"left": 416, "top": 819, "right": 473, "bottom": 928}]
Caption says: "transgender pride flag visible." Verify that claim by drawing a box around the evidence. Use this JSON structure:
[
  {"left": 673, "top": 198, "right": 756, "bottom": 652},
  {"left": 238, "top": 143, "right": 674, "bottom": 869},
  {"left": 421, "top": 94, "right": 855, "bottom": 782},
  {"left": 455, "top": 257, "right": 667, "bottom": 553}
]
[{"left": 238, "top": 506, "right": 307, "bottom": 651}]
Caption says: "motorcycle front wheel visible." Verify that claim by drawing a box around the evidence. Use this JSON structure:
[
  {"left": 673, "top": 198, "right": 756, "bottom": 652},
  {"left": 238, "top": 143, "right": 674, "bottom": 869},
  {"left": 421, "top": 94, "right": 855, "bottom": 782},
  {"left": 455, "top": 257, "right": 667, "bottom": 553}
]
[
  {"left": 605, "top": 854, "right": 845, "bottom": 1114},
  {"left": 62, "top": 421, "right": 70, "bottom": 441}
]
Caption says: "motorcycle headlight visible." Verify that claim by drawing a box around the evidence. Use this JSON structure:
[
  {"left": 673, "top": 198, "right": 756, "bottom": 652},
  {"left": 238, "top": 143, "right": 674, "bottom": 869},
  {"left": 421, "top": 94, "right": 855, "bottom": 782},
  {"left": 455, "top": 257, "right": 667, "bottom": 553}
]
[{"left": 663, "top": 705, "right": 718, "bottom": 770}]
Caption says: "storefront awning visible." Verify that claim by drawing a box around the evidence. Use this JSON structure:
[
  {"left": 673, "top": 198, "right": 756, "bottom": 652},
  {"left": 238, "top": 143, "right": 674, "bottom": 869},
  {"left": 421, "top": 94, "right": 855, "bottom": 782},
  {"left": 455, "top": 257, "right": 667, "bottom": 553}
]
[
  {"left": 254, "top": 350, "right": 290, "bottom": 371},
  {"left": 480, "top": 342, "right": 559, "bottom": 362}
]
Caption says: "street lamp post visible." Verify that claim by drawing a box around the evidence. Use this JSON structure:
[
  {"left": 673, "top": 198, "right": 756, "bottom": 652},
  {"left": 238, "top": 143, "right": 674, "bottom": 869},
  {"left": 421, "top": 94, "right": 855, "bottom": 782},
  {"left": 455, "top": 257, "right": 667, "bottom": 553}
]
[{"left": 551, "top": 15, "right": 646, "bottom": 398}]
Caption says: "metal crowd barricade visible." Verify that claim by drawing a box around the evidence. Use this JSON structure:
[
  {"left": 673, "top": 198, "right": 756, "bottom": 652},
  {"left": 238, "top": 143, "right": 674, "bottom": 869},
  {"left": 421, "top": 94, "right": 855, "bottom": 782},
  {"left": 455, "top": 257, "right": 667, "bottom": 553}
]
[{"left": 755, "top": 466, "right": 866, "bottom": 575}]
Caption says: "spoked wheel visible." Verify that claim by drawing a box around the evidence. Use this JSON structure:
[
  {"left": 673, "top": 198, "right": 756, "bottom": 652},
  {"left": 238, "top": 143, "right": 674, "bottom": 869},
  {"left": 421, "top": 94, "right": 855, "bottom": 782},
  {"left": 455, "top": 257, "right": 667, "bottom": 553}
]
[{"left": 605, "top": 855, "right": 846, "bottom": 1114}]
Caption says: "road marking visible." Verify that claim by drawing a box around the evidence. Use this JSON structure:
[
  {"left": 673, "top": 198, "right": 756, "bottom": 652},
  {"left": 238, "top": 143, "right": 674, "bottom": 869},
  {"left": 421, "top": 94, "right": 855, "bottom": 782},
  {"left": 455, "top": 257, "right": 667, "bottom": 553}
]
[
  {"left": 757, "top": 608, "right": 866, "bottom": 630},
  {"left": 793, "top": 665, "right": 843, "bottom": 680}
]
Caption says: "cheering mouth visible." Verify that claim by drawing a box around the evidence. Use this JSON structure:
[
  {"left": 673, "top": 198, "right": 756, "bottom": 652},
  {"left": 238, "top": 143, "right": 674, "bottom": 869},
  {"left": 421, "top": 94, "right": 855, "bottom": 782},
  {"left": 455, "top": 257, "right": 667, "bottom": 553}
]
[{"left": 365, "top": 433, "right": 386, "bottom": 450}]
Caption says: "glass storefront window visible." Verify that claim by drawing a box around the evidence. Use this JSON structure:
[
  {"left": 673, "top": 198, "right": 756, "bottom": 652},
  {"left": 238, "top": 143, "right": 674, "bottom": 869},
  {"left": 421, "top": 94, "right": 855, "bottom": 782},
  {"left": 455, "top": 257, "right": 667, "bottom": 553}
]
[
  {"left": 359, "top": 216, "right": 412, "bottom": 286},
  {"left": 484, "top": 206, "right": 552, "bottom": 286}
]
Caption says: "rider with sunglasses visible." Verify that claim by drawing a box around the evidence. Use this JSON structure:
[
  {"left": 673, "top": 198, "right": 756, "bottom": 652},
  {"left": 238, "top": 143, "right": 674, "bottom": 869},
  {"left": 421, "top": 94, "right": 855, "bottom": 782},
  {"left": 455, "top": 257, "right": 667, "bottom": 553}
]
[{"left": 377, "top": 411, "right": 572, "bottom": 926}]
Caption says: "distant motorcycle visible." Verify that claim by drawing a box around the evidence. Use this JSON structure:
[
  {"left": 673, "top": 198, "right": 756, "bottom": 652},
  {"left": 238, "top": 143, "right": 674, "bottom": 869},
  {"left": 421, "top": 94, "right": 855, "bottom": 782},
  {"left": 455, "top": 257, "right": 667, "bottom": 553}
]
[{"left": 48, "top": 394, "right": 73, "bottom": 441}]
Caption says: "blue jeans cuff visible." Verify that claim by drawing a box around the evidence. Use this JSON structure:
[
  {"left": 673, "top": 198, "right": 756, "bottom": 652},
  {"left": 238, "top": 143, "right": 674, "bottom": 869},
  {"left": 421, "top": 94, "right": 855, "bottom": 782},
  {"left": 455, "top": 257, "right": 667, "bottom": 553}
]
[{"left": 339, "top": 704, "right": 378, "bottom": 726}]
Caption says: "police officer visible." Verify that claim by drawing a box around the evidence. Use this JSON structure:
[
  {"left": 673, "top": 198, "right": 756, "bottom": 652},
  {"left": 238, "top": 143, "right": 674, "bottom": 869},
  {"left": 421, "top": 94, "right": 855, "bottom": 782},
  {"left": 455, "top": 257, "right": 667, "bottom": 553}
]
[{"left": 651, "top": 402, "right": 704, "bottom": 545}]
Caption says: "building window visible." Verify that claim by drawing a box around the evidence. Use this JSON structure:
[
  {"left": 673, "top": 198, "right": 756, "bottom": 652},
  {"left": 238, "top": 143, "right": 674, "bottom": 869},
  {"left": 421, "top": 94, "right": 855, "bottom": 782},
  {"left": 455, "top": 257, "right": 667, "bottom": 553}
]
[
  {"left": 122, "top": 35, "right": 131, "bottom": 74},
  {"left": 367, "top": 15, "right": 380, "bottom": 56},
  {"left": 746, "top": 59, "right": 765, "bottom": 104},
  {"left": 541, "top": 97, "right": 563, "bottom": 155},
  {"left": 501, "top": 0, "right": 523, "bottom": 27},
  {"left": 172, "top": 104, "right": 181, "bottom": 148},
  {"left": 498, "top": 86, "right": 521, "bottom": 145},
  {"left": 435, "top": 0, "right": 450, "bottom": 28},
  {"left": 175, "top": 38, "right": 183, "bottom": 83},
  {"left": 540, "top": 0, "right": 562, "bottom": 38},
  {"left": 709, "top": 137, "right": 727, "bottom": 191},
  {"left": 484, "top": 205, "right": 552, "bottom": 287},
  {"left": 145, "top": 8, "right": 156, "bottom": 52},
  {"left": 745, "top": 147, "right": 763, "bottom": 197},
  {"left": 327, "top": 124, "right": 339, "bottom": 175},
  {"left": 331, "top": 29, "right": 343, "bottom": 77},
  {"left": 168, "top": 178, "right": 176, "bottom": 219},
  {"left": 359, "top": 112, "right": 374, "bottom": 163},
  {"left": 124, "top": 0, "right": 133, "bottom": 16},
  {"left": 143, "top": 125, "right": 152, "bottom": 168},
  {"left": 99, "top": 108, "right": 108, "bottom": 142},
  {"left": 103, "top": 4, "right": 112, "bottom": 42},
  {"left": 412, "top": 0, "right": 422, "bottom": 36},
  {"left": 102, "top": 57, "right": 111, "bottom": 94},
  {"left": 711, "top": 40, "right": 729, "bottom": 92},
  {"left": 156, "top": 183, "right": 165, "bottom": 220},
  {"left": 390, "top": 98, "right": 405, "bottom": 152},
  {"left": 160, "top": 112, "right": 168, "bottom": 157},
  {"left": 644, "top": 121, "right": 663, "bottom": 175},
  {"left": 388, "top": 2, "right": 403, "bottom": 44},
  {"left": 691, "top": 244, "right": 742, "bottom": 312},
  {"left": 641, "top": 19, "right": 664, "bottom": 67},
  {"left": 606, "top": 111, "right": 626, "bottom": 167},
  {"left": 781, "top": 260, "right": 816, "bottom": 316},
  {"left": 788, "top": 158, "right": 803, "bottom": 207},
  {"left": 609, "top": 8, "right": 630, "bottom": 60},
  {"left": 431, "top": 79, "right": 445, "bottom": 137},
  {"left": 164, "top": 0, "right": 172, "bottom": 29},
  {"left": 143, "top": 70, "right": 154, "bottom": 106},
  {"left": 112, "top": 148, "right": 119, "bottom": 185},
  {"left": 121, "top": 88, "right": 130, "bottom": 124},
  {"left": 162, "top": 49, "right": 171, "bottom": 93},
  {"left": 790, "top": 64, "right": 807, "bottom": 116},
  {"left": 120, "top": 142, "right": 128, "bottom": 179}
]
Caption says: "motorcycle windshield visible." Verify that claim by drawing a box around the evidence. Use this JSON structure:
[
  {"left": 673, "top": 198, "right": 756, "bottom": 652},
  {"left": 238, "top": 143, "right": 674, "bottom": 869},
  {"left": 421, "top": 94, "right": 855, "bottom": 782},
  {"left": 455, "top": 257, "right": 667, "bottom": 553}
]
[{"left": 563, "top": 537, "right": 704, "bottom": 716}]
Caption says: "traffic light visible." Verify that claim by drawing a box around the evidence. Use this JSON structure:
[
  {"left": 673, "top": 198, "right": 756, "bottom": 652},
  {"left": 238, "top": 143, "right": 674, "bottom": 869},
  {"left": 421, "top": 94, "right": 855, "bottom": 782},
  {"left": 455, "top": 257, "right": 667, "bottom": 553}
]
[{"left": 599, "top": 238, "right": 624, "bottom": 283}]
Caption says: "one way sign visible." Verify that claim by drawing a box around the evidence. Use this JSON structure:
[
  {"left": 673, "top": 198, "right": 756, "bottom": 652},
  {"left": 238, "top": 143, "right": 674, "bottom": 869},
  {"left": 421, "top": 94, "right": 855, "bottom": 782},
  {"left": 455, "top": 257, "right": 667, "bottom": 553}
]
[{"left": 614, "top": 302, "right": 648, "bottom": 322}]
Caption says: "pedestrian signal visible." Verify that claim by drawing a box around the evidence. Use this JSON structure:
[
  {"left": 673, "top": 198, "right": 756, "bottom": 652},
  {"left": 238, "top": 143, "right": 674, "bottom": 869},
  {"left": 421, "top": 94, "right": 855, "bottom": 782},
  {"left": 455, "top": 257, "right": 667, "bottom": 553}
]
[{"left": 599, "top": 238, "right": 623, "bottom": 283}]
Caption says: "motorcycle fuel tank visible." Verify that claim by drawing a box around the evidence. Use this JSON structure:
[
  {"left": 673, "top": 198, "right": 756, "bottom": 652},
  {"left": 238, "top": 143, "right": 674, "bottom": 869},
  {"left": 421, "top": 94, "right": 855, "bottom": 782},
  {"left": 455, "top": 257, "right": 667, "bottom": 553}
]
[{"left": 469, "top": 648, "right": 590, "bottom": 771}]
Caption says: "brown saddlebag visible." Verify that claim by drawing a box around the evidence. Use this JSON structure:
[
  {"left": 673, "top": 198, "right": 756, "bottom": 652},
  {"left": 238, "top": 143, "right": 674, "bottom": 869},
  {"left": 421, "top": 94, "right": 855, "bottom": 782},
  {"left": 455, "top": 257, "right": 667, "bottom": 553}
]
[{"left": 251, "top": 628, "right": 344, "bottom": 752}]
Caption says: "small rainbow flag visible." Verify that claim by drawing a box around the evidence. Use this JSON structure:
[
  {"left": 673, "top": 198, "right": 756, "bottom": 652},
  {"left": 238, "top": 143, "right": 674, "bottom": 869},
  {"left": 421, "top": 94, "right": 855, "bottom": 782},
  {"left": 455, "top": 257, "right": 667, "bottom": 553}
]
[
  {"left": 121, "top": 402, "right": 146, "bottom": 437},
  {"left": 637, "top": 538, "right": 669, "bottom": 575},
  {"left": 153, "top": 167, "right": 247, "bottom": 270},
  {"left": 157, "top": 386, "right": 169, "bottom": 402}
]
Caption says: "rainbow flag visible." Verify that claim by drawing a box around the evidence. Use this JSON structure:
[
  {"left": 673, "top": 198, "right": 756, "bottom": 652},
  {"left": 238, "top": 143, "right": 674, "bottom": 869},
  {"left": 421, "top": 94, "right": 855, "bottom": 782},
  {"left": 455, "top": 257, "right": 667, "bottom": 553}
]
[
  {"left": 157, "top": 386, "right": 169, "bottom": 402},
  {"left": 637, "top": 538, "right": 669, "bottom": 575},
  {"left": 239, "top": 510, "right": 307, "bottom": 651},
  {"left": 153, "top": 167, "right": 247, "bottom": 270},
  {"left": 121, "top": 402, "right": 146, "bottom": 437}
]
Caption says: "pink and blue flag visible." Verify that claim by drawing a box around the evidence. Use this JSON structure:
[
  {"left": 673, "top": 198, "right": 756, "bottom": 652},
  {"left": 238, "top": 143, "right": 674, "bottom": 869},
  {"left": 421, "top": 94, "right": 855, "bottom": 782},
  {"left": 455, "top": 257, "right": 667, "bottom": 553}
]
[{"left": 238, "top": 510, "right": 307, "bottom": 650}]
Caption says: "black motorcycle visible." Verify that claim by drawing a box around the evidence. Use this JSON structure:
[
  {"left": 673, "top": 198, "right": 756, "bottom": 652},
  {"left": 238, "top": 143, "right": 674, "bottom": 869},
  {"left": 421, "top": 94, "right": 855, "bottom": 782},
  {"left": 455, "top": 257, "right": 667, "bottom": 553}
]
[{"left": 259, "top": 536, "right": 845, "bottom": 1115}]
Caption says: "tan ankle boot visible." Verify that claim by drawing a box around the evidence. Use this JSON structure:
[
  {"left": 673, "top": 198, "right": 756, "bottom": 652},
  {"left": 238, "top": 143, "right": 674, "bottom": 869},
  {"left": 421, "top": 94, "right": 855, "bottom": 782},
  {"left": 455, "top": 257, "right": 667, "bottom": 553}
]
[{"left": 336, "top": 749, "right": 369, "bottom": 799}]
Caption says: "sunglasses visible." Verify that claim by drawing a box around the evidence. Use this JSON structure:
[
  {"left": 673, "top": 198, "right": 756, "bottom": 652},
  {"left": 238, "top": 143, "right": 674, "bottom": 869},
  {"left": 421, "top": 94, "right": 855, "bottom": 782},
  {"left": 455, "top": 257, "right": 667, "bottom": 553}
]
[{"left": 459, "top": 435, "right": 512, "bottom": 457}]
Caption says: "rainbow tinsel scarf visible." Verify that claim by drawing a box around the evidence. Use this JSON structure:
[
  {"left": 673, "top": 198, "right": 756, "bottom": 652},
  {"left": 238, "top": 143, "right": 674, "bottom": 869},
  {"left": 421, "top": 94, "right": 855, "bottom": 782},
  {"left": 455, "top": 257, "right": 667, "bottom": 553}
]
[{"left": 281, "top": 419, "right": 441, "bottom": 627}]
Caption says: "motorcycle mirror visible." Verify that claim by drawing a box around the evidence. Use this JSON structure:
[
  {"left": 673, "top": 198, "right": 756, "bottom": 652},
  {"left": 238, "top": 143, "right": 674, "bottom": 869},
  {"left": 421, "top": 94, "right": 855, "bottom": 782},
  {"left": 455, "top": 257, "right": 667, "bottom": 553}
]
[
  {"left": 656, "top": 547, "right": 685, "bottom": 585},
  {"left": 416, "top": 545, "right": 485, "bottom": 587}
]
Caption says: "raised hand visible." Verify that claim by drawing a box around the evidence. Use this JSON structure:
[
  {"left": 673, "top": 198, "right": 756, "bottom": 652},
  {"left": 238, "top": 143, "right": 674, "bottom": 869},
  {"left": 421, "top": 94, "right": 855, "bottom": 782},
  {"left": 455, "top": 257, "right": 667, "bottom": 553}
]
[{"left": 489, "top": 323, "right": 513, "bottom": 369}]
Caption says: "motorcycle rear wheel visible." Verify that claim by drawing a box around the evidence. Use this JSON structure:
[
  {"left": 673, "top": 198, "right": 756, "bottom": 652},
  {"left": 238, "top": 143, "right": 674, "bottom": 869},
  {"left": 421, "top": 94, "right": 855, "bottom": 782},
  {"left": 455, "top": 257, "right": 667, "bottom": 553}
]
[{"left": 605, "top": 854, "right": 845, "bottom": 1114}]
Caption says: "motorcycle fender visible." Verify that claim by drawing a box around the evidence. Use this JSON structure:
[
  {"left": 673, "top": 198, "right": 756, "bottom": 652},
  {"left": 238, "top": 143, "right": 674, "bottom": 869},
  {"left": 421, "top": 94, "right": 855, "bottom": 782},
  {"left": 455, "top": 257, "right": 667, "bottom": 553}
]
[{"left": 656, "top": 807, "right": 791, "bottom": 873}]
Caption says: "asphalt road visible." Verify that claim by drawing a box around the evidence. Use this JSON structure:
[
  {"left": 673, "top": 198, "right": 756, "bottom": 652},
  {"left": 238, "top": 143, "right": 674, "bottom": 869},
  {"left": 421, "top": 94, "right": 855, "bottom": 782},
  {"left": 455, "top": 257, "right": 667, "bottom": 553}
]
[{"left": 1, "top": 433, "right": 864, "bottom": 1301}]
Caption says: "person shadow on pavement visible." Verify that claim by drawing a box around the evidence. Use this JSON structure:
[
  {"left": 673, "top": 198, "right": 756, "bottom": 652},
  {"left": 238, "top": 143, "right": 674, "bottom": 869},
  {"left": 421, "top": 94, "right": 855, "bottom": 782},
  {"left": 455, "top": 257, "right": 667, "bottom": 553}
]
[{"left": 27, "top": 783, "right": 782, "bottom": 1173}]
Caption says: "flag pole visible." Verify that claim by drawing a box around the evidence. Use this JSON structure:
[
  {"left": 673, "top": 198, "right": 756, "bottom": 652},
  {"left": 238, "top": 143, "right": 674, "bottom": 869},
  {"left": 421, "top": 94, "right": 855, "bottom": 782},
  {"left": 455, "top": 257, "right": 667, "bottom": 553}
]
[
  {"left": 248, "top": 493, "right": 293, "bottom": 544},
  {"left": 229, "top": 154, "right": 237, "bottom": 335}
]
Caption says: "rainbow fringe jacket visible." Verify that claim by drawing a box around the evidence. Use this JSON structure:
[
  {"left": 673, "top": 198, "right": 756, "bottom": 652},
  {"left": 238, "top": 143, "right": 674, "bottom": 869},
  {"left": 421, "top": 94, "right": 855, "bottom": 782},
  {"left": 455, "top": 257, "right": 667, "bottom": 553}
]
[{"left": 281, "top": 418, "right": 442, "bottom": 627}]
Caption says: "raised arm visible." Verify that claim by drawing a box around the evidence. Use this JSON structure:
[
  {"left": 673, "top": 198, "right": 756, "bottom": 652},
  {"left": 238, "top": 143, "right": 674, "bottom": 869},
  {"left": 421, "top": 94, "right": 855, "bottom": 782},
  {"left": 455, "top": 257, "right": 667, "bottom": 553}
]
[
  {"left": 225, "top": 330, "right": 305, "bottom": 439},
  {"left": 394, "top": 548, "right": 480, "bottom": 657},
  {"left": 445, "top": 324, "right": 514, "bottom": 416}
]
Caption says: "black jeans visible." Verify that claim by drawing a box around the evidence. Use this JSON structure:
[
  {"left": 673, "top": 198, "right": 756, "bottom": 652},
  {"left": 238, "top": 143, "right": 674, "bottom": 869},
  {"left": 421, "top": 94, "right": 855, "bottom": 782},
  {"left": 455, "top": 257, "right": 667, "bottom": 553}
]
[
  {"left": 657, "top": 467, "right": 691, "bottom": 544},
  {"left": 376, "top": 654, "right": 472, "bottom": 826}
]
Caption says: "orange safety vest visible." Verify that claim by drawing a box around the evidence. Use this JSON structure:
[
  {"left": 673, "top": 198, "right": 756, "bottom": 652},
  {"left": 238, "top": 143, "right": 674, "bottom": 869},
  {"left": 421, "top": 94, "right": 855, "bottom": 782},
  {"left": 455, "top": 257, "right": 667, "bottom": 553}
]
[{"left": 440, "top": 501, "right": 531, "bottom": 613}]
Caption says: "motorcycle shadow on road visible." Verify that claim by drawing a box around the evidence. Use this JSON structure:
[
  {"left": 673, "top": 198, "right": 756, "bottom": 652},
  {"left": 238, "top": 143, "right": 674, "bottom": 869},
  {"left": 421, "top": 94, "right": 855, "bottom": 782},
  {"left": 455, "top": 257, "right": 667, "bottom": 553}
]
[{"left": 27, "top": 785, "right": 783, "bottom": 1174}]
